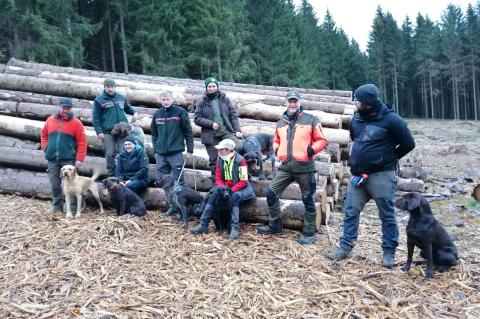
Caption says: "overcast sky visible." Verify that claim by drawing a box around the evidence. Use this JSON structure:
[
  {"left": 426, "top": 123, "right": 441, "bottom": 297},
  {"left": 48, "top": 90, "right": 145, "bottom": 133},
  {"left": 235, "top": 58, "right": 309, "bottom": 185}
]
[{"left": 296, "top": 0, "right": 474, "bottom": 52}]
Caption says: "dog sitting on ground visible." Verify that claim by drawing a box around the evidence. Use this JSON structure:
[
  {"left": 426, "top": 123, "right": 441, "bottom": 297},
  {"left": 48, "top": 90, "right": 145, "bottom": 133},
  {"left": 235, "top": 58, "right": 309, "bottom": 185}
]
[
  {"left": 102, "top": 177, "right": 146, "bottom": 217},
  {"left": 60, "top": 165, "right": 104, "bottom": 218},
  {"left": 155, "top": 175, "right": 204, "bottom": 229},
  {"left": 111, "top": 121, "right": 146, "bottom": 147},
  {"left": 206, "top": 186, "right": 232, "bottom": 235},
  {"left": 241, "top": 133, "right": 276, "bottom": 180},
  {"left": 395, "top": 192, "right": 459, "bottom": 278}
]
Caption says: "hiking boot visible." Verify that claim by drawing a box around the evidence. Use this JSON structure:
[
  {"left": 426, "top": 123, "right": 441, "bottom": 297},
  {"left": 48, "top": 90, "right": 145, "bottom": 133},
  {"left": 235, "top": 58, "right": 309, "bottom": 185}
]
[
  {"left": 327, "top": 247, "right": 352, "bottom": 260},
  {"left": 228, "top": 226, "right": 240, "bottom": 240},
  {"left": 383, "top": 252, "right": 395, "bottom": 269},
  {"left": 189, "top": 223, "right": 209, "bottom": 235},
  {"left": 161, "top": 206, "right": 177, "bottom": 217},
  {"left": 298, "top": 234, "right": 315, "bottom": 245},
  {"left": 257, "top": 225, "right": 283, "bottom": 235}
]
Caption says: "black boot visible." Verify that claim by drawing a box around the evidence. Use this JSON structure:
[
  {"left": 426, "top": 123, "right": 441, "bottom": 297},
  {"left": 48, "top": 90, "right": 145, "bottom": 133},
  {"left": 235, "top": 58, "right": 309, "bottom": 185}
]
[
  {"left": 189, "top": 204, "right": 213, "bottom": 235},
  {"left": 189, "top": 222, "right": 208, "bottom": 234}
]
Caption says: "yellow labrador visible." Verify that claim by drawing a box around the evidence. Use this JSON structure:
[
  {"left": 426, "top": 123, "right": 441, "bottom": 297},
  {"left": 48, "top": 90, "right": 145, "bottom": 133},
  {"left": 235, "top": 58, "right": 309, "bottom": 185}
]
[{"left": 60, "top": 165, "right": 104, "bottom": 218}]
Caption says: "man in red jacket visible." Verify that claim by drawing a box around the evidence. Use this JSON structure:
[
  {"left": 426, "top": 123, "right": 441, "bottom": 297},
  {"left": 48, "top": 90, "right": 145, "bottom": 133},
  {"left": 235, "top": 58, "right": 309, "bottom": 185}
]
[
  {"left": 190, "top": 139, "right": 255, "bottom": 240},
  {"left": 41, "top": 98, "right": 87, "bottom": 213}
]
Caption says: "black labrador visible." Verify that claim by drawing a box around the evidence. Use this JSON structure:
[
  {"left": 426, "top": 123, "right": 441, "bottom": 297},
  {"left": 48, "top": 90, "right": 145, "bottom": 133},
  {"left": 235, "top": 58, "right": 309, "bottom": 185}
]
[
  {"left": 102, "top": 177, "right": 147, "bottom": 217},
  {"left": 395, "top": 192, "right": 459, "bottom": 278},
  {"left": 241, "top": 133, "right": 276, "bottom": 180},
  {"left": 212, "top": 186, "right": 232, "bottom": 235},
  {"left": 155, "top": 175, "right": 204, "bottom": 229}
]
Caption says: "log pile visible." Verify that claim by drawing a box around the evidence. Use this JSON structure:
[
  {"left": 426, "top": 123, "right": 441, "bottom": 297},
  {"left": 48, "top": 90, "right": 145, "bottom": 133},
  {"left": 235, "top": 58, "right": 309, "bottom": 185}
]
[{"left": 0, "top": 58, "right": 357, "bottom": 230}]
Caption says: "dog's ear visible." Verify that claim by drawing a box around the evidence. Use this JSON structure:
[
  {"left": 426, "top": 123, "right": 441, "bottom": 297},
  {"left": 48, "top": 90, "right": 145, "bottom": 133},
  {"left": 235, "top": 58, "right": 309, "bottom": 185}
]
[
  {"left": 406, "top": 193, "right": 422, "bottom": 211},
  {"left": 73, "top": 167, "right": 78, "bottom": 176},
  {"left": 60, "top": 168, "right": 64, "bottom": 177}
]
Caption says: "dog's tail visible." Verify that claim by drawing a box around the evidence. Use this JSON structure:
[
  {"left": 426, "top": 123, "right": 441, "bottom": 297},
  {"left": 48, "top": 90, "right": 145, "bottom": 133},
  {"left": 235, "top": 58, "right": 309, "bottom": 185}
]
[{"left": 91, "top": 166, "right": 105, "bottom": 182}]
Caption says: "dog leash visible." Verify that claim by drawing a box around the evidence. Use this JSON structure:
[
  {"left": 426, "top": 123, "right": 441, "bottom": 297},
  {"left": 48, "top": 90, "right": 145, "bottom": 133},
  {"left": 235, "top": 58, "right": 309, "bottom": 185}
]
[
  {"left": 192, "top": 154, "right": 197, "bottom": 191},
  {"left": 177, "top": 159, "right": 186, "bottom": 184}
]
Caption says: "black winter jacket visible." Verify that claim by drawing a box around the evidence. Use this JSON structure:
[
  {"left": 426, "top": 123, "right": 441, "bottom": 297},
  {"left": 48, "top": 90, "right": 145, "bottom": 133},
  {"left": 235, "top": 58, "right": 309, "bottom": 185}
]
[{"left": 348, "top": 104, "right": 415, "bottom": 175}]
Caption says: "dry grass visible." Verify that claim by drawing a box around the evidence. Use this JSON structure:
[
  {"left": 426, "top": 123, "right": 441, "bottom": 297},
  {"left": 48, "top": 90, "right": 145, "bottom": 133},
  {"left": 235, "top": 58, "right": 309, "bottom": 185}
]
[{"left": 0, "top": 194, "right": 478, "bottom": 319}]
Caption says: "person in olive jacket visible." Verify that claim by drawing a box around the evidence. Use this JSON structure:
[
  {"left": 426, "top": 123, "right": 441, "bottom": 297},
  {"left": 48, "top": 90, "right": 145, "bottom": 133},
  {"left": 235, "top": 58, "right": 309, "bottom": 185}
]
[
  {"left": 115, "top": 135, "right": 149, "bottom": 195},
  {"left": 194, "top": 77, "right": 243, "bottom": 179},
  {"left": 92, "top": 78, "right": 138, "bottom": 176},
  {"left": 151, "top": 90, "right": 194, "bottom": 216}
]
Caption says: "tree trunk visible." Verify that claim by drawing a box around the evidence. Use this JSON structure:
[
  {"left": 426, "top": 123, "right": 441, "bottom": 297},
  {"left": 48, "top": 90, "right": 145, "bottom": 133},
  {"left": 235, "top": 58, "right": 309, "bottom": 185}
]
[
  {"left": 119, "top": 4, "right": 128, "bottom": 74},
  {"left": 429, "top": 71, "right": 434, "bottom": 120},
  {"left": 107, "top": 8, "right": 116, "bottom": 72},
  {"left": 0, "top": 167, "right": 313, "bottom": 230},
  {"left": 472, "top": 55, "right": 478, "bottom": 121}
]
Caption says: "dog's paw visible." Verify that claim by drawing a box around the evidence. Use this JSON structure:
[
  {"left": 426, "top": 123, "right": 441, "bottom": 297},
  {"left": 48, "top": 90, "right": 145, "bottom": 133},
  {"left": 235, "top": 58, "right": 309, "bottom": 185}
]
[
  {"left": 425, "top": 269, "right": 434, "bottom": 279},
  {"left": 66, "top": 212, "right": 73, "bottom": 218},
  {"left": 401, "top": 264, "right": 411, "bottom": 272}
]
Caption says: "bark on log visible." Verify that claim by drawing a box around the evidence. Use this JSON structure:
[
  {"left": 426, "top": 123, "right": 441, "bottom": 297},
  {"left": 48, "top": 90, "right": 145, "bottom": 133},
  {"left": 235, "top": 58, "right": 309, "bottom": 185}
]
[
  {"left": 7, "top": 58, "right": 353, "bottom": 98},
  {"left": 3, "top": 64, "right": 352, "bottom": 114},
  {"left": 0, "top": 145, "right": 327, "bottom": 201},
  {"left": 0, "top": 166, "right": 309, "bottom": 229}
]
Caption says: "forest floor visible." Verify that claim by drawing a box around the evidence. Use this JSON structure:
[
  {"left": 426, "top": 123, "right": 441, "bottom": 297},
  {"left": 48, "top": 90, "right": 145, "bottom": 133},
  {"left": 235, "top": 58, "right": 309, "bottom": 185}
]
[{"left": 0, "top": 119, "right": 479, "bottom": 318}]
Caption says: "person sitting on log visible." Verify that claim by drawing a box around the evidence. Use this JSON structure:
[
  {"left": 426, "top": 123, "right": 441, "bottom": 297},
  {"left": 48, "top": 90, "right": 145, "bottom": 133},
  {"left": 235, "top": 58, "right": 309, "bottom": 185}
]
[
  {"left": 115, "top": 135, "right": 149, "bottom": 195},
  {"left": 190, "top": 138, "right": 255, "bottom": 240},
  {"left": 327, "top": 84, "right": 415, "bottom": 268},
  {"left": 41, "top": 98, "right": 87, "bottom": 213},
  {"left": 194, "top": 76, "right": 243, "bottom": 180},
  {"left": 151, "top": 90, "right": 194, "bottom": 217},
  {"left": 257, "top": 91, "right": 328, "bottom": 245},
  {"left": 92, "top": 78, "right": 138, "bottom": 176}
]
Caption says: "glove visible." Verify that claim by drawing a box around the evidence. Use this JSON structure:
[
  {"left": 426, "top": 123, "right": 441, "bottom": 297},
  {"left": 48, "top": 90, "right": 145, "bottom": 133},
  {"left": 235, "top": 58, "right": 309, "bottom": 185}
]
[
  {"left": 351, "top": 174, "right": 368, "bottom": 187},
  {"left": 307, "top": 146, "right": 315, "bottom": 157}
]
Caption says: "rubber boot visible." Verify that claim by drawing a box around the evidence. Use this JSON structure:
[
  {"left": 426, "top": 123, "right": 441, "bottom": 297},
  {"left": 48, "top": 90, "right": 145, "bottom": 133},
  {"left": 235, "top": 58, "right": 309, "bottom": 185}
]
[{"left": 257, "top": 202, "right": 283, "bottom": 235}]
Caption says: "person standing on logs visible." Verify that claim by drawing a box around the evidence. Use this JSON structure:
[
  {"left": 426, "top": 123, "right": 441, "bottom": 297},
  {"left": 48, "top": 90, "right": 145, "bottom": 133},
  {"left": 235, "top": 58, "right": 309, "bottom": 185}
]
[
  {"left": 194, "top": 77, "right": 243, "bottom": 180},
  {"left": 257, "top": 91, "right": 328, "bottom": 245},
  {"left": 92, "top": 78, "right": 138, "bottom": 176},
  {"left": 327, "top": 84, "right": 415, "bottom": 268},
  {"left": 41, "top": 98, "right": 87, "bottom": 213}
]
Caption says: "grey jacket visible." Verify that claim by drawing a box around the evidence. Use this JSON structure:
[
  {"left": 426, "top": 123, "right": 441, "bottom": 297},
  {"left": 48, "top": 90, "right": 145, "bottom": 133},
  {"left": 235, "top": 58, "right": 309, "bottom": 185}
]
[{"left": 194, "top": 92, "right": 241, "bottom": 145}]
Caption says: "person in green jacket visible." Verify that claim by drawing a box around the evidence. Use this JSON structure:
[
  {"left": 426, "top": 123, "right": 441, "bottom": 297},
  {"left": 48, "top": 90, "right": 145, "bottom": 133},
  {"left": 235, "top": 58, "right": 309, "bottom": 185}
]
[
  {"left": 92, "top": 78, "right": 138, "bottom": 176},
  {"left": 151, "top": 90, "right": 194, "bottom": 216}
]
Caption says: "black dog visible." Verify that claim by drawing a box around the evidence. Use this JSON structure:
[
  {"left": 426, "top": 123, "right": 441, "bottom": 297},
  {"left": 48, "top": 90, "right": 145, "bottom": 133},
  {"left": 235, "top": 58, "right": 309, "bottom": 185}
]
[
  {"left": 211, "top": 186, "right": 232, "bottom": 235},
  {"left": 102, "top": 177, "right": 146, "bottom": 217},
  {"left": 395, "top": 192, "right": 459, "bottom": 278},
  {"left": 241, "top": 133, "right": 276, "bottom": 180},
  {"left": 155, "top": 175, "right": 204, "bottom": 229}
]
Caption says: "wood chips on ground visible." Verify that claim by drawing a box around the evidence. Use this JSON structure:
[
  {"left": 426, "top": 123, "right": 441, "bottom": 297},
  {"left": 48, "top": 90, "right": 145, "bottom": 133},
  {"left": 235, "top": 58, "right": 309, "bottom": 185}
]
[{"left": 0, "top": 194, "right": 478, "bottom": 319}]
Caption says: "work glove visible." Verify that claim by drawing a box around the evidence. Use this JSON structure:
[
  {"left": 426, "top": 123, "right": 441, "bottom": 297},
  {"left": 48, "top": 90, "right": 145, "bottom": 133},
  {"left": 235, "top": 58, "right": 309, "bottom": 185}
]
[{"left": 307, "top": 146, "right": 315, "bottom": 157}]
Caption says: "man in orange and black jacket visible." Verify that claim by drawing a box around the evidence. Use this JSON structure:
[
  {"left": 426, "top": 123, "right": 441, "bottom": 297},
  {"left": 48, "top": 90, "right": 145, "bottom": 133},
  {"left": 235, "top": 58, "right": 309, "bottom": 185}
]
[{"left": 258, "top": 91, "right": 328, "bottom": 245}]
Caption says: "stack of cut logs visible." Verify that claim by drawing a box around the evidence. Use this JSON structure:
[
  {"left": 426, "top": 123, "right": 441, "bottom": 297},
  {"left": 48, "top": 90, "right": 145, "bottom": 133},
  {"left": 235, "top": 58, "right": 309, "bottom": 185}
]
[{"left": 0, "top": 58, "right": 358, "bottom": 230}]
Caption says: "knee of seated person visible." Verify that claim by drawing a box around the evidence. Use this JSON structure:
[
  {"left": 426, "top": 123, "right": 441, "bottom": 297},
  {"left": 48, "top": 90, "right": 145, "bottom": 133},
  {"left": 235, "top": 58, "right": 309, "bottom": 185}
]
[
  {"left": 266, "top": 188, "right": 277, "bottom": 206},
  {"left": 230, "top": 192, "right": 241, "bottom": 204}
]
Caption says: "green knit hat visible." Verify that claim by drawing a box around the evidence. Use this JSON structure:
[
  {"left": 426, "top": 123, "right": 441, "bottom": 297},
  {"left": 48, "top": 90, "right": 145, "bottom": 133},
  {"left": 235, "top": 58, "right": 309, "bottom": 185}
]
[
  {"left": 104, "top": 78, "right": 116, "bottom": 87},
  {"left": 204, "top": 76, "right": 219, "bottom": 89}
]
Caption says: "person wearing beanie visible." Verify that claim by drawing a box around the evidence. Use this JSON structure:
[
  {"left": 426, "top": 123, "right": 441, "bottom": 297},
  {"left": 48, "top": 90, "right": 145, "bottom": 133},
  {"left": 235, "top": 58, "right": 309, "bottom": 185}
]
[
  {"left": 327, "top": 83, "right": 416, "bottom": 268},
  {"left": 151, "top": 90, "right": 194, "bottom": 217},
  {"left": 41, "top": 98, "right": 87, "bottom": 213},
  {"left": 190, "top": 138, "right": 255, "bottom": 240},
  {"left": 115, "top": 134, "right": 149, "bottom": 195},
  {"left": 92, "top": 78, "right": 139, "bottom": 176},
  {"left": 257, "top": 91, "right": 328, "bottom": 245},
  {"left": 194, "top": 76, "right": 243, "bottom": 180}
]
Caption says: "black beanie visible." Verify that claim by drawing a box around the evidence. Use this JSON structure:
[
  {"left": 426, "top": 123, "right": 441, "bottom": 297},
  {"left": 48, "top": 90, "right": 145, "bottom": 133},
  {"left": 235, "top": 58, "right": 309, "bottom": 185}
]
[
  {"left": 123, "top": 135, "right": 137, "bottom": 144},
  {"left": 354, "top": 84, "right": 382, "bottom": 108}
]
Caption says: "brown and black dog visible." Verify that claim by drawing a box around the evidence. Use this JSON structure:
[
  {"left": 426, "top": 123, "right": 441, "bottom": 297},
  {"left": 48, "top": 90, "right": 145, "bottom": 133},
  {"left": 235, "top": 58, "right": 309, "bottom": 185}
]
[{"left": 395, "top": 192, "right": 459, "bottom": 278}]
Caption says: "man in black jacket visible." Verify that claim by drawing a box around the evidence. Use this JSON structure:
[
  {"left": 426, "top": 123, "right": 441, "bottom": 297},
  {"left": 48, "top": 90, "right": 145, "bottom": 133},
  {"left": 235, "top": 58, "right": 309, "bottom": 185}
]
[
  {"left": 151, "top": 90, "right": 194, "bottom": 216},
  {"left": 327, "top": 84, "right": 415, "bottom": 268},
  {"left": 194, "top": 77, "right": 243, "bottom": 179}
]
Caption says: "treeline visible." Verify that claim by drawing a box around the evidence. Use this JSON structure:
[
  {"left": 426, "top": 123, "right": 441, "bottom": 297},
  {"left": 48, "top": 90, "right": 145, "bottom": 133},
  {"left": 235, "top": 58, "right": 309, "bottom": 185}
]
[{"left": 0, "top": 0, "right": 479, "bottom": 120}]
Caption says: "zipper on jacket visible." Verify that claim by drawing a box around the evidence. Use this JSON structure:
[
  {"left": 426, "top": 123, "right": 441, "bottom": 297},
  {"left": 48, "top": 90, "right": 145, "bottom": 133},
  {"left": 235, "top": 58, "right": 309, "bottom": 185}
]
[{"left": 55, "top": 118, "right": 64, "bottom": 160}]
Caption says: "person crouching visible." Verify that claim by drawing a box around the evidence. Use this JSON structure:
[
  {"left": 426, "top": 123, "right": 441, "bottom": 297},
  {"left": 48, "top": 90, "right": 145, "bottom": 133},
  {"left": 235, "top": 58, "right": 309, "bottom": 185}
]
[{"left": 190, "top": 139, "right": 255, "bottom": 240}]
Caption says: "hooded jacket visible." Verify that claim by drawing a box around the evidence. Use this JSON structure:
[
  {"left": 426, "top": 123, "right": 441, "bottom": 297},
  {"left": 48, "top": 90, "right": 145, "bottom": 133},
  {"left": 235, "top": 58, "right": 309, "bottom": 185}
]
[
  {"left": 115, "top": 145, "right": 150, "bottom": 184},
  {"left": 92, "top": 90, "right": 136, "bottom": 134}
]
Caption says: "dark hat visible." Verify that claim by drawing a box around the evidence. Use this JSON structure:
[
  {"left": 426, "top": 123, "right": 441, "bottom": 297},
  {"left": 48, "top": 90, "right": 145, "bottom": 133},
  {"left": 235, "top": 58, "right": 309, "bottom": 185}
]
[
  {"left": 59, "top": 98, "right": 73, "bottom": 108},
  {"left": 354, "top": 84, "right": 382, "bottom": 107},
  {"left": 104, "top": 78, "right": 116, "bottom": 87},
  {"left": 286, "top": 91, "right": 300, "bottom": 100},
  {"left": 204, "top": 76, "right": 219, "bottom": 89},
  {"left": 123, "top": 135, "right": 137, "bottom": 144}
]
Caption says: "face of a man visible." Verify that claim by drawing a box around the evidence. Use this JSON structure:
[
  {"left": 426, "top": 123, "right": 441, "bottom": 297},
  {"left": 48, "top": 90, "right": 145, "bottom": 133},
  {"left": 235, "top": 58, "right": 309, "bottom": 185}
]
[
  {"left": 286, "top": 98, "right": 300, "bottom": 115},
  {"left": 59, "top": 106, "right": 71, "bottom": 117},
  {"left": 160, "top": 96, "right": 173, "bottom": 108},
  {"left": 354, "top": 99, "right": 373, "bottom": 113},
  {"left": 207, "top": 83, "right": 218, "bottom": 94},
  {"left": 105, "top": 85, "right": 116, "bottom": 96},
  {"left": 218, "top": 148, "right": 232, "bottom": 157}
]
